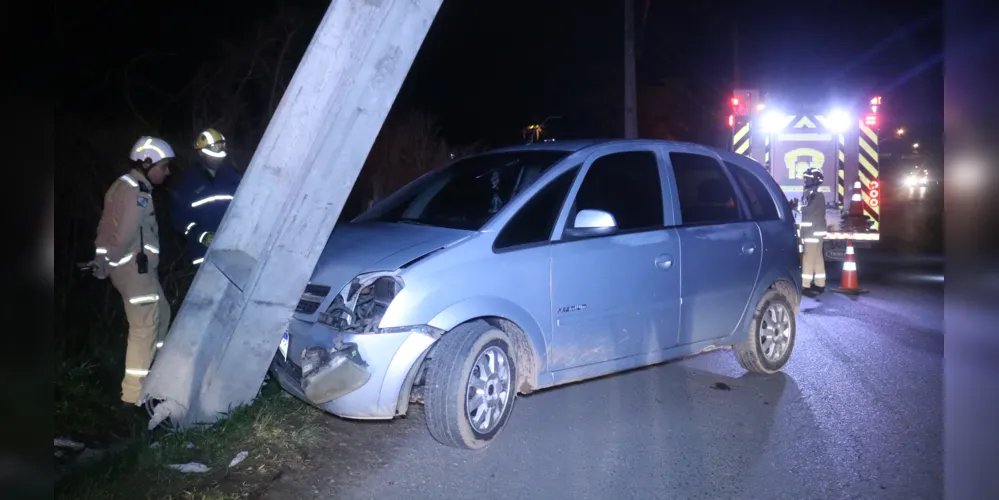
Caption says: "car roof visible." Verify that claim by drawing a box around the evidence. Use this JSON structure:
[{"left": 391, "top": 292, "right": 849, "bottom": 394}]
[{"left": 488, "top": 138, "right": 753, "bottom": 163}]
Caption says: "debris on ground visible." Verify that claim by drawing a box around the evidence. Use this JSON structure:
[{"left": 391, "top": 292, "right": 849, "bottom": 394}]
[
  {"left": 55, "top": 438, "right": 85, "bottom": 451},
  {"left": 711, "top": 382, "right": 732, "bottom": 391},
  {"left": 166, "top": 462, "right": 211, "bottom": 473},
  {"left": 229, "top": 451, "right": 249, "bottom": 468}
]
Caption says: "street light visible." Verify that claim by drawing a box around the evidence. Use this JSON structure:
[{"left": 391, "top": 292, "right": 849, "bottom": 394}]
[
  {"left": 913, "top": 142, "right": 920, "bottom": 149},
  {"left": 896, "top": 128, "right": 905, "bottom": 137}
]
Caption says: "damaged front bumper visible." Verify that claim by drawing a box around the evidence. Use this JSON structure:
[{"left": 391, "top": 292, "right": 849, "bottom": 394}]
[{"left": 270, "top": 319, "right": 438, "bottom": 420}]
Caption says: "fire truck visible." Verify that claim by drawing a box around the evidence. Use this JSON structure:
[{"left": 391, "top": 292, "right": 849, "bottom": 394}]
[{"left": 727, "top": 89, "right": 883, "bottom": 260}]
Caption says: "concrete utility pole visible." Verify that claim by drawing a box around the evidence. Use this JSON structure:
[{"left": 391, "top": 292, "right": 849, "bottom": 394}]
[
  {"left": 139, "top": 0, "right": 444, "bottom": 428},
  {"left": 624, "top": 0, "right": 638, "bottom": 138}
]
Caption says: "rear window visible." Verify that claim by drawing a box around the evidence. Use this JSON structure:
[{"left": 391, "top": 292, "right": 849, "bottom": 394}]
[{"left": 724, "top": 162, "right": 780, "bottom": 221}]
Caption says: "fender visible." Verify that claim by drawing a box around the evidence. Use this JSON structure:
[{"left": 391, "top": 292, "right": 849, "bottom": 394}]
[
  {"left": 427, "top": 296, "right": 550, "bottom": 388},
  {"left": 727, "top": 266, "right": 801, "bottom": 344}
]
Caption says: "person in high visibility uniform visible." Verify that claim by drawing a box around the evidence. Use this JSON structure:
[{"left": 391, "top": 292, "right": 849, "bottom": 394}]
[
  {"left": 799, "top": 167, "right": 828, "bottom": 296},
  {"left": 170, "top": 128, "right": 242, "bottom": 266},
  {"left": 92, "top": 136, "right": 174, "bottom": 405}
]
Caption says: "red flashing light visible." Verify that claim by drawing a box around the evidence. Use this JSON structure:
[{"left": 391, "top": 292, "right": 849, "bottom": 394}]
[
  {"left": 731, "top": 97, "right": 740, "bottom": 106},
  {"left": 870, "top": 180, "right": 880, "bottom": 189},
  {"left": 870, "top": 96, "right": 882, "bottom": 106},
  {"left": 864, "top": 114, "right": 878, "bottom": 126},
  {"left": 728, "top": 114, "right": 734, "bottom": 128},
  {"left": 869, "top": 189, "right": 880, "bottom": 198},
  {"left": 869, "top": 198, "right": 880, "bottom": 208}
]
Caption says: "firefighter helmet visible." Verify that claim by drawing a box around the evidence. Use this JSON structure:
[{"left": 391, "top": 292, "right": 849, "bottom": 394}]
[
  {"left": 802, "top": 167, "right": 824, "bottom": 188},
  {"left": 194, "top": 128, "right": 227, "bottom": 158},
  {"left": 129, "top": 136, "right": 175, "bottom": 165}
]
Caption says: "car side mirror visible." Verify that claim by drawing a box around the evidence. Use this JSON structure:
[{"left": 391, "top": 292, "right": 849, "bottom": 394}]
[{"left": 564, "top": 209, "right": 618, "bottom": 239}]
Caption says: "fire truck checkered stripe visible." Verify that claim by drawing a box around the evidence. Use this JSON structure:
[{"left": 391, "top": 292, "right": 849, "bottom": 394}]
[
  {"left": 764, "top": 134, "right": 771, "bottom": 172},
  {"left": 858, "top": 123, "right": 880, "bottom": 231},
  {"left": 733, "top": 123, "right": 751, "bottom": 156},
  {"left": 837, "top": 134, "right": 846, "bottom": 205}
]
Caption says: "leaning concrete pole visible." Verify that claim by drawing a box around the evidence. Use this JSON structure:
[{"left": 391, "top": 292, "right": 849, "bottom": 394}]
[{"left": 139, "top": 0, "right": 444, "bottom": 428}]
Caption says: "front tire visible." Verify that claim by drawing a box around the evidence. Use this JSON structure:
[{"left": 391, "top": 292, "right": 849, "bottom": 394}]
[
  {"left": 424, "top": 321, "right": 517, "bottom": 450},
  {"left": 735, "top": 288, "right": 796, "bottom": 374}
]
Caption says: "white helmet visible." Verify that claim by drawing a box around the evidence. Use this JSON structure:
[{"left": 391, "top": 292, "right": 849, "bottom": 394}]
[{"left": 129, "top": 136, "right": 176, "bottom": 164}]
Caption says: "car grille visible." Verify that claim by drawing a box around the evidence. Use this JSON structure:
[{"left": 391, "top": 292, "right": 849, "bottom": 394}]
[{"left": 295, "top": 284, "right": 331, "bottom": 314}]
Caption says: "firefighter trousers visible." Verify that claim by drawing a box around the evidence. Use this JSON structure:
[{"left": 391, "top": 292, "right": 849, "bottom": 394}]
[
  {"left": 802, "top": 241, "right": 826, "bottom": 288},
  {"left": 110, "top": 264, "right": 170, "bottom": 404}
]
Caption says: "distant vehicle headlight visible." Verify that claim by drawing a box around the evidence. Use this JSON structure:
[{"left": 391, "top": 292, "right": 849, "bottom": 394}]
[{"left": 904, "top": 175, "right": 917, "bottom": 187}]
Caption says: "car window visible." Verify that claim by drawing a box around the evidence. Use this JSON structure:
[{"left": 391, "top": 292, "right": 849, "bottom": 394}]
[
  {"left": 570, "top": 151, "right": 664, "bottom": 231},
  {"left": 725, "top": 161, "right": 780, "bottom": 221},
  {"left": 494, "top": 166, "right": 580, "bottom": 250},
  {"left": 364, "top": 150, "right": 571, "bottom": 231},
  {"left": 668, "top": 152, "right": 743, "bottom": 225}
]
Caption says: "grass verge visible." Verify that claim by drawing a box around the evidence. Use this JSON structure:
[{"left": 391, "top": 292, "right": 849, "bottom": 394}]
[{"left": 56, "top": 383, "right": 321, "bottom": 500}]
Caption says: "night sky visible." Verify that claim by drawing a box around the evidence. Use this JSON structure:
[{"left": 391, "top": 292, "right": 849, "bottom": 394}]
[{"left": 57, "top": 0, "right": 942, "bottom": 149}]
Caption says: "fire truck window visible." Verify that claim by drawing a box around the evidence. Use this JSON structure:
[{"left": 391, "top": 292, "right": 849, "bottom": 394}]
[
  {"left": 725, "top": 161, "right": 780, "bottom": 221},
  {"left": 668, "top": 153, "right": 742, "bottom": 225}
]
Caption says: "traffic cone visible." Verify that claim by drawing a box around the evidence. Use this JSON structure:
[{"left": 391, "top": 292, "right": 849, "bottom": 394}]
[{"left": 831, "top": 239, "right": 869, "bottom": 295}]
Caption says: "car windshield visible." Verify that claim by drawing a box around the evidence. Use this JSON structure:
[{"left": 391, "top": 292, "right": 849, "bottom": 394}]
[{"left": 362, "top": 150, "right": 571, "bottom": 231}]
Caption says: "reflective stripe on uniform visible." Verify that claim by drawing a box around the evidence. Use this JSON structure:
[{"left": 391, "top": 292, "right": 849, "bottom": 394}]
[
  {"left": 198, "top": 231, "right": 210, "bottom": 244},
  {"left": 799, "top": 222, "right": 813, "bottom": 227},
  {"left": 95, "top": 247, "right": 108, "bottom": 255},
  {"left": 156, "top": 342, "right": 164, "bottom": 349},
  {"left": 185, "top": 222, "right": 196, "bottom": 235},
  {"left": 128, "top": 294, "right": 160, "bottom": 305},
  {"left": 814, "top": 274, "right": 826, "bottom": 279},
  {"left": 108, "top": 253, "right": 134, "bottom": 267},
  {"left": 143, "top": 244, "right": 160, "bottom": 254},
  {"left": 118, "top": 175, "right": 139, "bottom": 187},
  {"left": 802, "top": 273, "right": 811, "bottom": 279},
  {"left": 201, "top": 148, "right": 227, "bottom": 158},
  {"left": 843, "top": 262, "right": 857, "bottom": 271},
  {"left": 813, "top": 231, "right": 828, "bottom": 236},
  {"left": 192, "top": 257, "right": 204, "bottom": 265},
  {"left": 802, "top": 238, "right": 821, "bottom": 243},
  {"left": 191, "top": 194, "right": 233, "bottom": 207},
  {"left": 125, "top": 368, "right": 149, "bottom": 377}
]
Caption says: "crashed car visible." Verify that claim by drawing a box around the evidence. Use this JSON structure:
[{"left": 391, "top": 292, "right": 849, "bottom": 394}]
[{"left": 270, "top": 139, "right": 801, "bottom": 449}]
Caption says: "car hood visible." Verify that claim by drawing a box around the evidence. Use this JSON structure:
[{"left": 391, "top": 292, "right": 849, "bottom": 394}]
[{"left": 307, "top": 221, "right": 474, "bottom": 293}]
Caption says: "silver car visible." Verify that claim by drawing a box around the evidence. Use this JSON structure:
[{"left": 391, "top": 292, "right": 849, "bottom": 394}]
[{"left": 271, "top": 139, "right": 801, "bottom": 449}]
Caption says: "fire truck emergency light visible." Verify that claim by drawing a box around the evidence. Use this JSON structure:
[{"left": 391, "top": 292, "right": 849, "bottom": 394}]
[
  {"left": 864, "top": 113, "right": 878, "bottom": 126},
  {"left": 826, "top": 109, "right": 851, "bottom": 133},
  {"left": 760, "top": 111, "right": 787, "bottom": 133}
]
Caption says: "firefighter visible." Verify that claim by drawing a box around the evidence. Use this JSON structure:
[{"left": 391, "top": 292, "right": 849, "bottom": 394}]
[
  {"left": 170, "top": 128, "right": 242, "bottom": 266},
  {"left": 799, "top": 166, "right": 828, "bottom": 296},
  {"left": 91, "top": 136, "right": 174, "bottom": 405}
]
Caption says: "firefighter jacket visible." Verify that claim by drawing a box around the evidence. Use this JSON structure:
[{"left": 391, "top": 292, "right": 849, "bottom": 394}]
[
  {"left": 169, "top": 161, "right": 242, "bottom": 262},
  {"left": 799, "top": 187, "right": 827, "bottom": 242},
  {"left": 95, "top": 169, "right": 161, "bottom": 270}
]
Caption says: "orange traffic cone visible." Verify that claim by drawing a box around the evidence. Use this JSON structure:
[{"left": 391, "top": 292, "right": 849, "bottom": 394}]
[{"left": 831, "top": 239, "right": 869, "bottom": 295}]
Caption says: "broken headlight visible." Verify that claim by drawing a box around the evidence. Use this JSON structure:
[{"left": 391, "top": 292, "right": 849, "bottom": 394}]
[
  {"left": 295, "top": 284, "right": 331, "bottom": 314},
  {"left": 318, "top": 274, "right": 404, "bottom": 333}
]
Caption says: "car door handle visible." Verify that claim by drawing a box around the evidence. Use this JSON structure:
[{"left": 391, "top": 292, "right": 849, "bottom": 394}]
[
  {"left": 741, "top": 243, "right": 757, "bottom": 255},
  {"left": 655, "top": 254, "right": 673, "bottom": 270}
]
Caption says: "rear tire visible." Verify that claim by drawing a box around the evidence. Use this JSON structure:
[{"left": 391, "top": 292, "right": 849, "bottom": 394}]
[
  {"left": 424, "top": 321, "right": 518, "bottom": 450},
  {"left": 735, "top": 288, "right": 796, "bottom": 374}
]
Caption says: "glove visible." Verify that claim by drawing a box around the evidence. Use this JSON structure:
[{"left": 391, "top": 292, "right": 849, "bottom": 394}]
[
  {"left": 79, "top": 259, "right": 108, "bottom": 280},
  {"left": 202, "top": 231, "right": 215, "bottom": 246}
]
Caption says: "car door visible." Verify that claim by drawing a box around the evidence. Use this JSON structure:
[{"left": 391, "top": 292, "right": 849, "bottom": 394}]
[
  {"left": 548, "top": 147, "right": 682, "bottom": 372},
  {"left": 663, "top": 147, "right": 763, "bottom": 346}
]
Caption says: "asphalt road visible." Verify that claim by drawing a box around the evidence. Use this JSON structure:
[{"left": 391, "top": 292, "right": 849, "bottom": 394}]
[{"left": 262, "top": 251, "right": 943, "bottom": 500}]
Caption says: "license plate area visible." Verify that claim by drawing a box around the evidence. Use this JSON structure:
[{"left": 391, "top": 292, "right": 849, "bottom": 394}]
[{"left": 278, "top": 332, "right": 290, "bottom": 362}]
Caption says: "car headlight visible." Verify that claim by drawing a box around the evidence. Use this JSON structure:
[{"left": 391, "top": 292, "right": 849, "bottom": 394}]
[{"left": 318, "top": 273, "right": 404, "bottom": 332}]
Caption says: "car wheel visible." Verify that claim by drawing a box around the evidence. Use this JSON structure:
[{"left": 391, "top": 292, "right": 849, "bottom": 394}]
[
  {"left": 424, "top": 321, "right": 517, "bottom": 450},
  {"left": 735, "top": 288, "right": 796, "bottom": 374}
]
